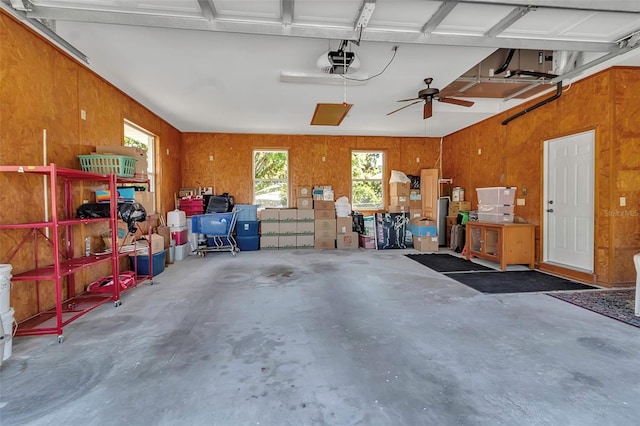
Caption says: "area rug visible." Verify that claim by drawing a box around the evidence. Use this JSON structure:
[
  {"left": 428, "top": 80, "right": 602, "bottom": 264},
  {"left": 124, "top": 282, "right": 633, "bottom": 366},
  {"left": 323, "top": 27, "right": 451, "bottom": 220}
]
[
  {"left": 444, "top": 270, "right": 597, "bottom": 294},
  {"left": 548, "top": 289, "right": 640, "bottom": 328},
  {"left": 405, "top": 253, "right": 494, "bottom": 273}
]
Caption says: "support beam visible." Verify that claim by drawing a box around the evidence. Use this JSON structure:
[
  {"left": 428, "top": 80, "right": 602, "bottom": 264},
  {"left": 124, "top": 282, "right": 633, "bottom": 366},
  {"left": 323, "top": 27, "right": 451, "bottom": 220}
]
[
  {"left": 354, "top": 0, "right": 375, "bottom": 30},
  {"left": 421, "top": 1, "right": 458, "bottom": 33},
  {"left": 197, "top": 0, "right": 216, "bottom": 20},
  {"left": 485, "top": 6, "right": 532, "bottom": 37},
  {"left": 23, "top": 5, "right": 618, "bottom": 52},
  {"left": 281, "top": 0, "right": 294, "bottom": 26}
]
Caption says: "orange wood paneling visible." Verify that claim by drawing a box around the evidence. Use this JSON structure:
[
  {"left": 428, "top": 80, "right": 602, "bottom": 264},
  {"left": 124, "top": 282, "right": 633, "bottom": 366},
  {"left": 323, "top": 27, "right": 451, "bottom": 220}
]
[
  {"left": 181, "top": 133, "right": 440, "bottom": 209},
  {"left": 0, "top": 11, "right": 182, "bottom": 321},
  {"left": 443, "top": 68, "right": 640, "bottom": 286}
]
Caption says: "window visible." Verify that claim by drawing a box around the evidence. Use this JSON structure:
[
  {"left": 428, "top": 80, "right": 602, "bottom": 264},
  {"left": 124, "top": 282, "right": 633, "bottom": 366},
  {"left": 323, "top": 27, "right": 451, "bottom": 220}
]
[
  {"left": 124, "top": 121, "right": 155, "bottom": 190},
  {"left": 352, "top": 151, "right": 384, "bottom": 210},
  {"left": 253, "top": 150, "right": 288, "bottom": 208}
]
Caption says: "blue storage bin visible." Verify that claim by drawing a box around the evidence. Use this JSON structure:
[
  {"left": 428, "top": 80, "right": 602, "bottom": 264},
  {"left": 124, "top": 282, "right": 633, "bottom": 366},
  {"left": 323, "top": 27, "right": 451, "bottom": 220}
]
[
  {"left": 237, "top": 235, "right": 259, "bottom": 251},
  {"left": 191, "top": 212, "right": 235, "bottom": 234},
  {"left": 234, "top": 204, "right": 258, "bottom": 222},
  {"left": 236, "top": 221, "right": 259, "bottom": 236},
  {"left": 130, "top": 250, "right": 166, "bottom": 276}
]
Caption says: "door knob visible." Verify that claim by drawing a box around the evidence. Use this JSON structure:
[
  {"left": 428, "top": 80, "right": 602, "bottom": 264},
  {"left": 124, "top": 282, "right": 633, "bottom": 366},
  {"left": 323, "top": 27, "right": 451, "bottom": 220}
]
[{"left": 546, "top": 209, "right": 554, "bottom": 213}]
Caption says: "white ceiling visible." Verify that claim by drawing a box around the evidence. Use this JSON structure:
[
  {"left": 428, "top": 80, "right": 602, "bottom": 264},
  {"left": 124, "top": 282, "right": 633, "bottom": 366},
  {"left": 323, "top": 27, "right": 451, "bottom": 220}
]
[{"left": 4, "top": 0, "right": 640, "bottom": 137}]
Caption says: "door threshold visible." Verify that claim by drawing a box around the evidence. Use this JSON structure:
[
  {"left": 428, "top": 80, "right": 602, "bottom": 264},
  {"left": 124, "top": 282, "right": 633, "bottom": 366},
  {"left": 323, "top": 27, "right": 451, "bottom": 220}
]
[{"left": 539, "top": 262, "right": 596, "bottom": 285}]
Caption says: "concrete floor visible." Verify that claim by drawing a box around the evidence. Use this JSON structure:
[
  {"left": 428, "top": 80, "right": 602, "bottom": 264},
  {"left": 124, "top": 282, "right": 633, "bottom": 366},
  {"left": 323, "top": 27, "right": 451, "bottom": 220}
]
[{"left": 1, "top": 249, "right": 640, "bottom": 426}]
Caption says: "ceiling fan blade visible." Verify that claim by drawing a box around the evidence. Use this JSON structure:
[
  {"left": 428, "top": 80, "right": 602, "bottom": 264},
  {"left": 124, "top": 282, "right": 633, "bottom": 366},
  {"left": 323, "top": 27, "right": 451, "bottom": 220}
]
[
  {"left": 387, "top": 100, "right": 422, "bottom": 116},
  {"left": 396, "top": 97, "right": 421, "bottom": 102},
  {"left": 423, "top": 102, "right": 433, "bottom": 119},
  {"left": 438, "top": 97, "right": 475, "bottom": 107}
]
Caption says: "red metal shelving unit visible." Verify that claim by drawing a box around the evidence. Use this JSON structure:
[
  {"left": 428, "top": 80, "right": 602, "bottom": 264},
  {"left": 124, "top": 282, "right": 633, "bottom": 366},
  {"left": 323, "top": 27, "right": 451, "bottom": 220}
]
[{"left": 0, "top": 163, "right": 154, "bottom": 342}]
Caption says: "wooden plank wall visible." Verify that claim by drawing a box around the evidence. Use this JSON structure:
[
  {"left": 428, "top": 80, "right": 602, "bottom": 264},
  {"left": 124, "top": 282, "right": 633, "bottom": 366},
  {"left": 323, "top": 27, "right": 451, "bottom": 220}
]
[
  {"left": 442, "top": 67, "right": 640, "bottom": 287},
  {"left": 181, "top": 133, "right": 441, "bottom": 207},
  {"left": 0, "top": 12, "right": 183, "bottom": 321}
]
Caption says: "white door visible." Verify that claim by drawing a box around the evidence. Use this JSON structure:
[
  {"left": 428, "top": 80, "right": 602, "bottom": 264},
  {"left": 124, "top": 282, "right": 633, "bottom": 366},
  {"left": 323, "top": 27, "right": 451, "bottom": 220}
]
[{"left": 543, "top": 130, "right": 595, "bottom": 272}]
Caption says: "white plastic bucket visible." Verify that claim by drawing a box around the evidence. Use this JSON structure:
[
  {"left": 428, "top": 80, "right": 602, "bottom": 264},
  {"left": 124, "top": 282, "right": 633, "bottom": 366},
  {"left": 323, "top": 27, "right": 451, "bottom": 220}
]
[
  {"left": 1, "top": 307, "right": 15, "bottom": 361},
  {"left": 0, "top": 264, "right": 12, "bottom": 314}
]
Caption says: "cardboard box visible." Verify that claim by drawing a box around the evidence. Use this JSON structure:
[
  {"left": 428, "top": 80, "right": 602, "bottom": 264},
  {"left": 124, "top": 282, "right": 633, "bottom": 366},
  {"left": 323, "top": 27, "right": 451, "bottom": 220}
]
[
  {"left": 279, "top": 209, "right": 297, "bottom": 221},
  {"left": 315, "top": 219, "right": 337, "bottom": 231},
  {"left": 260, "top": 209, "right": 280, "bottom": 222},
  {"left": 134, "top": 191, "right": 156, "bottom": 214},
  {"left": 297, "top": 209, "right": 315, "bottom": 221},
  {"left": 156, "top": 225, "right": 171, "bottom": 249},
  {"left": 315, "top": 209, "right": 335, "bottom": 219},
  {"left": 315, "top": 228, "right": 337, "bottom": 239},
  {"left": 96, "top": 145, "right": 148, "bottom": 176},
  {"left": 336, "top": 217, "right": 353, "bottom": 234},
  {"left": 413, "top": 235, "right": 439, "bottom": 252},
  {"left": 296, "top": 198, "right": 313, "bottom": 209},
  {"left": 388, "top": 205, "right": 409, "bottom": 213},
  {"left": 314, "top": 200, "right": 335, "bottom": 210},
  {"left": 337, "top": 232, "right": 358, "bottom": 249},
  {"left": 314, "top": 238, "right": 335, "bottom": 250},
  {"left": 390, "top": 196, "right": 410, "bottom": 206},
  {"left": 296, "top": 221, "right": 315, "bottom": 234},
  {"left": 409, "top": 200, "right": 422, "bottom": 210},
  {"left": 410, "top": 217, "right": 438, "bottom": 236},
  {"left": 296, "top": 235, "right": 314, "bottom": 249},
  {"left": 278, "top": 222, "right": 297, "bottom": 235},
  {"left": 260, "top": 222, "right": 279, "bottom": 235},
  {"left": 144, "top": 233, "right": 165, "bottom": 254},
  {"left": 408, "top": 209, "right": 422, "bottom": 220},
  {"left": 260, "top": 236, "right": 279, "bottom": 250},
  {"left": 278, "top": 235, "right": 297, "bottom": 249},
  {"left": 296, "top": 186, "right": 311, "bottom": 198},
  {"left": 359, "top": 235, "right": 376, "bottom": 249},
  {"left": 449, "top": 201, "right": 472, "bottom": 216},
  {"left": 389, "top": 182, "right": 410, "bottom": 196}
]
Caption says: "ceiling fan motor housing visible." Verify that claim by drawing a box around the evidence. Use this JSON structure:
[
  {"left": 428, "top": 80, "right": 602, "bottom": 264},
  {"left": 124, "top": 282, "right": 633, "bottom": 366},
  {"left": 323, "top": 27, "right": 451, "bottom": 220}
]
[{"left": 418, "top": 87, "right": 439, "bottom": 99}]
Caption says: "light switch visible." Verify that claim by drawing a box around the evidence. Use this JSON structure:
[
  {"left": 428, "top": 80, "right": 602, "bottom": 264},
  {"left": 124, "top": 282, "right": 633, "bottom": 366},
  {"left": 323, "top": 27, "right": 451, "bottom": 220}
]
[
  {"left": 209, "top": 155, "right": 214, "bottom": 161},
  {"left": 478, "top": 148, "right": 482, "bottom": 155},
  {"left": 80, "top": 110, "right": 87, "bottom": 120},
  {"left": 620, "top": 197, "right": 626, "bottom": 207}
]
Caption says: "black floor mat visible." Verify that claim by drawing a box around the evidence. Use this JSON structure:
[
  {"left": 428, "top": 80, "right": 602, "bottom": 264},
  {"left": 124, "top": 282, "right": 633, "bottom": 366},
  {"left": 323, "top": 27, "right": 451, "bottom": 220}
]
[
  {"left": 444, "top": 270, "right": 597, "bottom": 294},
  {"left": 405, "top": 253, "right": 494, "bottom": 273}
]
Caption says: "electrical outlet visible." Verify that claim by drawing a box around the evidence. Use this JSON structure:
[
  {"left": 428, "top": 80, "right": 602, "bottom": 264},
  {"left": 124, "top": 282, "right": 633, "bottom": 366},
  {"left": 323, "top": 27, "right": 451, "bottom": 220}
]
[
  {"left": 517, "top": 198, "right": 525, "bottom": 206},
  {"left": 416, "top": 157, "right": 420, "bottom": 163},
  {"left": 620, "top": 197, "right": 626, "bottom": 207},
  {"left": 478, "top": 148, "right": 482, "bottom": 155},
  {"left": 80, "top": 109, "right": 87, "bottom": 120},
  {"left": 322, "top": 156, "right": 326, "bottom": 162},
  {"left": 166, "top": 148, "right": 170, "bottom": 155},
  {"left": 209, "top": 155, "right": 214, "bottom": 161}
]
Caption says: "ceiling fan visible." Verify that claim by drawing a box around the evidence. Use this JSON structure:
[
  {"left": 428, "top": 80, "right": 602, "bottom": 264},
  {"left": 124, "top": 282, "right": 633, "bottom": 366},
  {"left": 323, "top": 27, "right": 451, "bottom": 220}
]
[{"left": 387, "top": 78, "right": 475, "bottom": 119}]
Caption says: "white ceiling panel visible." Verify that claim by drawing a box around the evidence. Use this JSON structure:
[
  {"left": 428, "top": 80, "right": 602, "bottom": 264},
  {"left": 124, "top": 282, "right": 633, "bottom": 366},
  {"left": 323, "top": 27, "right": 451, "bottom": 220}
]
[
  {"left": 294, "top": 0, "right": 360, "bottom": 27},
  {"left": 436, "top": 3, "right": 517, "bottom": 35},
  {"left": 31, "top": 0, "right": 204, "bottom": 16},
  {"left": 213, "top": 0, "right": 281, "bottom": 21},
  {"left": 366, "top": 1, "right": 441, "bottom": 31}
]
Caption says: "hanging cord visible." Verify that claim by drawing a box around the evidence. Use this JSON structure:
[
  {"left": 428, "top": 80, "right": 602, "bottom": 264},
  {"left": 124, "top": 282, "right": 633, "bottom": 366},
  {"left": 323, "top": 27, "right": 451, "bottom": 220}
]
[{"left": 342, "top": 45, "right": 398, "bottom": 82}]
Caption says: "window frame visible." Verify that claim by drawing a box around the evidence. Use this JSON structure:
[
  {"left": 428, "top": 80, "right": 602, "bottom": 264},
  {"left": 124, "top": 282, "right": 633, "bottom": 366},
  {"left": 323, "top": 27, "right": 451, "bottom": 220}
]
[
  {"left": 351, "top": 150, "right": 385, "bottom": 211},
  {"left": 252, "top": 149, "right": 290, "bottom": 209}
]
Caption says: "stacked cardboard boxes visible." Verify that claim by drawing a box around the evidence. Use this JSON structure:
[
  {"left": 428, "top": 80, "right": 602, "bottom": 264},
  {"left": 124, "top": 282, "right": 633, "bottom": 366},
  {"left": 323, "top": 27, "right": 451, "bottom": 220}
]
[
  {"left": 295, "top": 186, "right": 313, "bottom": 210},
  {"left": 388, "top": 181, "right": 411, "bottom": 213},
  {"left": 336, "top": 216, "right": 358, "bottom": 249},
  {"left": 448, "top": 201, "right": 471, "bottom": 217},
  {"left": 410, "top": 217, "right": 439, "bottom": 252},
  {"left": 408, "top": 189, "right": 422, "bottom": 220},
  {"left": 296, "top": 209, "right": 315, "bottom": 249},
  {"left": 314, "top": 200, "right": 336, "bottom": 249},
  {"left": 259, "top": 208, "right": 316, "bottom": 249},
  {"left": 259, "top": 209, "right": 279, "bottom": 250}
]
